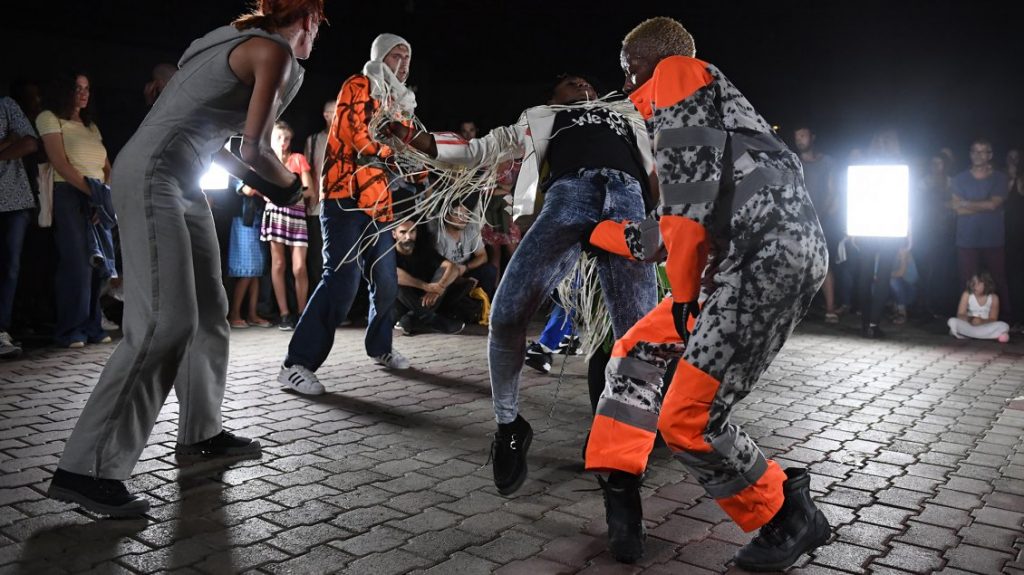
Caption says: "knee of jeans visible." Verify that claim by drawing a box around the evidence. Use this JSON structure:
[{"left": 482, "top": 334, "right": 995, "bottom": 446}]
[{"left": 489, "top": 302, "right": 529, "bottom": 334}]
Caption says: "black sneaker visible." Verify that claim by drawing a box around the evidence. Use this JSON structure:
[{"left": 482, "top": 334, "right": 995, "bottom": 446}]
[
  {"left": 430, "top": 315, "right": 465, "bottom": 335},
  {"left": 491, "top": 415, "right": 533, "bottom": 495},
  {"left": 175, "top": 430, "right": 262, "bottom": 459},
  {"left": 556, "top": 334, "right": 582, "bottom": 355},
  {"left": 47, "top": 468, "right": 150, "bottom": 517},
  {"left": 524, "top": 341, "right": 552, "bottom": 374},
  {"left": 398, "top": 312, "right": 421, "bottom": 336},
  {"left": 733, "top": 467, "right": 831, "bottom": 572},
  {"left": 278, "top": 314, "right": 297, "bottom": 331},
  {"left": 599, "top": 471, "right": 646, "bottom": 563}
]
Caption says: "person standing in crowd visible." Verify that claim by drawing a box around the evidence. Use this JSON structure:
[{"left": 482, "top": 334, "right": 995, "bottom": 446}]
[
  {"left": 47, "top": 0, "right": 325, "bottom": 517},
  {"left": 855, "top": 129, "right": 906, "bottom": 339},
  {"left": 277, "top": 34, "right": 416, "bottom": 397},
  {"left": 1003, "top": 147, "right": 1023, "bottom": 330},
  {"left": 793, "top": 125, "right": 840, "bottom": 323},
  {"left": 917, "top": 153, "right": 958, "bottom": 317},
  {"left": 259, "top": 120, "right": 313, "bottom": 330},
  {"left": 583, "top": 17, "right": 829, "bottom": 570},
  {"left": 227, "top": 177, "right": 271, "bottom": 329},
  {"left": 303, "top": 98, "right": 335, "bottom": 286},
  {"left": 36, "top": 71, "right": 113, "bottom": 349},
  {"left": 0, "top": 96, "right": 39, "bottom": 358},
  {"left": 951, "top": 138, "right": 1009, "bottom": 322}
]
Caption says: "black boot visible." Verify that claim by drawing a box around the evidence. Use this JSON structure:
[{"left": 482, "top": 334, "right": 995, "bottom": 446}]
[
  {"left": 490, "top": 415, "right": 533, "bottom": 495},
  {"left": 599, "top": 471, "right": 646, "bottom": 564},
  {"left": 734, "top": 467, "right": 831, "bottom": 572},
  {"left": 47, "top": 469, "right": 151, "bottom": 517}
]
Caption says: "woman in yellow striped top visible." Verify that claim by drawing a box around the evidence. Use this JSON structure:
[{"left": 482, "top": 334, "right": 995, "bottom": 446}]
[{"left": 36, "top": 71, "right": 112, "bottom": 348}]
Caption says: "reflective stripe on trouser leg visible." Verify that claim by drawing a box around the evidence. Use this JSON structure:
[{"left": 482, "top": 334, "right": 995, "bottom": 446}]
[
  {"left": 586, "top": 298, "right": 684, "bottom": 475},
  {"left": 659, "top": 359, "right": 785, "bottom": 531}
]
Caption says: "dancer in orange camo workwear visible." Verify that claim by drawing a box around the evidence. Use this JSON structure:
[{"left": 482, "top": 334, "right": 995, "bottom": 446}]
[{"left": 583, "top": 17, "right": 831, "bottom": 572}]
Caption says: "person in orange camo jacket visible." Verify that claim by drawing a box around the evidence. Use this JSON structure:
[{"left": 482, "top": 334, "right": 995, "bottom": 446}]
[{"left": 583, "top": 17, "right": 831, "bottom": 571}]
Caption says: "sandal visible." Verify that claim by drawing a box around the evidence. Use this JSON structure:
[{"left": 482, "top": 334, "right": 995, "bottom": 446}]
[
  {"left": 229, "top": 319, "right": 249, "bottom": 329},
  {"left": 824, "top": 312, "right": 839, "bottom": 324},
  {"left": 247, "top": 317, "right": 272, "bottom": 328}
]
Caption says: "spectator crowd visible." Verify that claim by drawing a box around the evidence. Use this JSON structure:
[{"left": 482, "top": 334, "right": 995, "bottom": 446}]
[{"left": 0, "top": 66, "right": 1020, "bottom": 361}]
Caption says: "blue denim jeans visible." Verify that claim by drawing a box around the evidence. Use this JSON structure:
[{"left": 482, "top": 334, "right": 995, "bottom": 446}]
[
  {"left": 489, "top": 168, "right": 658, "bottom": 423},
  {"left": 0, "top": 208, "right": 30, "bottom": 331},
  {"left": 285, "top": 198, "right": 397, "bottom": 370},
  {"left": 52, "top": 183, "right": 104, "bottom": 345}
]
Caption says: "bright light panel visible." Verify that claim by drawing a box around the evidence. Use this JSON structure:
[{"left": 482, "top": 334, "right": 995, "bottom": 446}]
[
  {"left": 199, "top": 162, "right": 229, "bottom": 190},
  {"left": 846, "top": 164, "right": 909, "bottom": 237}
]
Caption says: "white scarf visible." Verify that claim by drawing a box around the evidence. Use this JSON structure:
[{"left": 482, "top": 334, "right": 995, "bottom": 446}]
[{"left": 362, "top": 33, "right": 416, "bottom": 116}]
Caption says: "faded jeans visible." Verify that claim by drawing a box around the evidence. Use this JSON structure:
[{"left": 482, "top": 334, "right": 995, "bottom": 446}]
[{"left": 489, "top": 168, "right": 657, "bottom": 424}]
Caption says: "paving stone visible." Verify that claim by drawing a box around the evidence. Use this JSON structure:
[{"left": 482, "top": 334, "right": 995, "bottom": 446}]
[
  {"left": 810, "top": 541, "right": 882, "bottom": 573},
  {"left": 871, "top": 542, "right": 945, "bottom": 573},
  {"left": 417, "top": 551, "right": 500, "bottom": 575},
  {"left": 944, "top": 543, "right": 1013, "bottom": 574}
]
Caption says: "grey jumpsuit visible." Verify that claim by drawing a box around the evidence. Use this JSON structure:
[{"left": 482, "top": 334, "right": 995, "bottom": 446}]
[{"left": 58, "top": 26, "right": 304, "bottom": 479}]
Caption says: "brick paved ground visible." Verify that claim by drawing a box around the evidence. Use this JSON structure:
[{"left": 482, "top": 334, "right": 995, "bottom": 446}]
[{"left": 1, "top": 316, "right": 1022, "bottom": 574}]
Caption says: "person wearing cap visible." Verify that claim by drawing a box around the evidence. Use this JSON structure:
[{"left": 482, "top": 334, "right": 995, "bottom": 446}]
[{"left": 277, "top": 34, "right": 415, "bottom": 395}]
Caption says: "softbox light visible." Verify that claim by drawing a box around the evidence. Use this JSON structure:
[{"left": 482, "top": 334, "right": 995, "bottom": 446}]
[{"left": 846, "top": 164, "right": 910, "bottom": 238}]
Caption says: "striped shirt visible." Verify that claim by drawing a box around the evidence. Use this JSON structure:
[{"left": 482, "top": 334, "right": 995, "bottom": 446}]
[{"left": 36, "top": 110, "right": 107, "bottom": 181}]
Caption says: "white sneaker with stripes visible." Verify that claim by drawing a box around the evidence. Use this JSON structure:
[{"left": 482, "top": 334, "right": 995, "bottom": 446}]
[{"left": 277, "top": 364, "right": 325, "bottom": 395}]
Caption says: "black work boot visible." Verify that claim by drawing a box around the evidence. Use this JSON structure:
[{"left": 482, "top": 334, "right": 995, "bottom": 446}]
[
  {"left": 599, "top": 471, "right": 646, "bottom": 564},
  {"left": 47, "top": 469, "right": 151, "bottom": 517},
  {"left": 491, "top": 415, "right": 533, "bottom": 495},
  {"left": 734, "top": 467, "right": 831, "bottom": 572}
]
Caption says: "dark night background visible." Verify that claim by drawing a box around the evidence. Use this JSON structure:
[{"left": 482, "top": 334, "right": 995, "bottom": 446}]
[{"left": 2, "top": 0, "right": 1022, "bottom": 167}]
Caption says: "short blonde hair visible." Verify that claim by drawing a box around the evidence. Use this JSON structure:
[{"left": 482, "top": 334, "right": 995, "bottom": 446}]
[{"left": 623, "top": 17, "right": 696, "bottom": 60}]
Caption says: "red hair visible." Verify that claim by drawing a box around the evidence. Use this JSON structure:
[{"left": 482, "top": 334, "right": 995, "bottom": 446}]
[{"left": 233, "top": 0, "right": 326, "bottom": 31}]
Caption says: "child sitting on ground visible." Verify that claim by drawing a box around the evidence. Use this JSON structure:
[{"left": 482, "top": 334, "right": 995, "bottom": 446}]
[{"left": 948, "top": 272, "right": 1010, "bottom": 342}]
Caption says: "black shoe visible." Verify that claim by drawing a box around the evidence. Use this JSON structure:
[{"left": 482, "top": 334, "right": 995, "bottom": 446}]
[
  {"left": 524, "top": 341, "right": 552, "bottom": 374},
  {"left": 175, "top": 430, "right": 262, "bottom": 459},
  {"left": 733, "top": 467, "right": 831, "bottom": 572},
  {"left": 398, "top": 312, "right": 420, "bottom": 336},
  {"left": 278, "top": 315, "right": 296, "bottom": 331},
  {"left": 556, "top": 334, "right": 582, "bottom": 355},
  {"left": 600, "top": 471, "right": 646, "bottom": 564},
  {"left": 490, "top": 415, "right": 533, "bottom": 495},
  {"left": 429, "top": 314, "right": 465, "bottom": 335},
  {"left": 47, "top": 469, "right": 150, "bottom": 517},
  {"left": 861, "top": 323, "right": 885, "bottom": 339}
]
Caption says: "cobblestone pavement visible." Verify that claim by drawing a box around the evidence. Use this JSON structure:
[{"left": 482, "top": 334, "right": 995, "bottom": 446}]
[{"left": 1, "top": 317, "right": 1022, "bottom": 574}]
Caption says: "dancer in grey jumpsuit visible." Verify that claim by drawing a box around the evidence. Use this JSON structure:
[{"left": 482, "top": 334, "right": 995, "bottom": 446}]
[{"left": 47, "top": 1, "right": 325, "bottom": 517}]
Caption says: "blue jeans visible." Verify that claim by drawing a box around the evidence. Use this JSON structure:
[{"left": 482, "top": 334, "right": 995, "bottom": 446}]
[
  {"left": 489, "top": 168, "right": 658, "bottom": 423},
  {"left": 889, "top": 277, "right": 916, "bottom": 308},
  {"left": 52, "top": 183, "right": 104, "bottom": 345},
  {"left": 285, "top": 198, "right": 397, "bottom": 370},
  {"left": 0, "top": 208, "right": 30, "bottom": 331}
]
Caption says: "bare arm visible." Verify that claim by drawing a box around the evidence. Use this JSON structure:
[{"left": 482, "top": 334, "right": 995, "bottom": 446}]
[
  {"left": 231, "top": 37, "right": 296, "bottom": 188},
  {"left": 0, "top": 134, "right": 37, "bottom": 161},
  {"left": 397, "top": 267, "right": 429, "bottom": 290},
  {"left": 463, "top": 245, "right": 488, "bottom": 272},
  {"left": 40, "top": 132, "right": 90, "bottom": 195},
  {"left": 985, "top": 294, "right": 1000, "bottom": 323}
]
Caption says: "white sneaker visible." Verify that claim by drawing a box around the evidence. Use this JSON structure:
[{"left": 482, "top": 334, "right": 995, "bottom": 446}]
[
  {"left": 101, "top": 314, "right": 120, "bottom": 331},
  {"left": 373, "top": 351, "right": 410, "bottom": 370},
  {"left": 0, "top": 331, "right": 22, "bottom": 359},
  {"left": 277, "top": 364, "right": 325, "bottom": 395}
]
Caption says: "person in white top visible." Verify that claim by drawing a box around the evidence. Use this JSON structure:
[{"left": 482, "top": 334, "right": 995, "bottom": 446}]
[{"left": 948, "top": 272, "right": 1010, "bottom": 342}]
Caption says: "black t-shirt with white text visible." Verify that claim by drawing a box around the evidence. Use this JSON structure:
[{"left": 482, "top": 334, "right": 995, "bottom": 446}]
[{"left": 546, "top": 107, "right": 646, "bottom": 186}]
